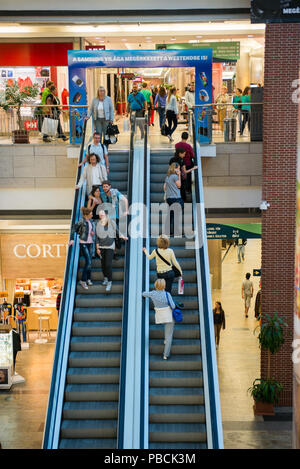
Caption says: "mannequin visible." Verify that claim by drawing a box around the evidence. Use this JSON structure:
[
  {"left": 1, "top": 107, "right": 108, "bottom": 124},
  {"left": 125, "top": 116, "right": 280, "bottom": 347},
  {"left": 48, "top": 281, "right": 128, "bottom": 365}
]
[
  {"left": 1, "top": 298, "right": 12, "bottom": 324},
  {"left": 14, "top": 299, "right": 27, "bottom": 343}
]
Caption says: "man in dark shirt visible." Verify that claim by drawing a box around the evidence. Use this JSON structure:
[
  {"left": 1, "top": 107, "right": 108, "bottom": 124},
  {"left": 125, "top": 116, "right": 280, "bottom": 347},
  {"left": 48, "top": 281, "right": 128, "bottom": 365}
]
[{"left": 169, "top": 147, "right": 198, "bottom": 201}]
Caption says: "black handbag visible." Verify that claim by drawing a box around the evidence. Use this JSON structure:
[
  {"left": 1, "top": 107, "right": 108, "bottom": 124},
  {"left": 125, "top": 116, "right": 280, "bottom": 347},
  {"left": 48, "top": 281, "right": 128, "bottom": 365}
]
[
  {"left": 155, "top": 249, "right": 181, "bottom": 278},
  {"left": 107, "top": 123, "right": 119, "bottom": 136}
]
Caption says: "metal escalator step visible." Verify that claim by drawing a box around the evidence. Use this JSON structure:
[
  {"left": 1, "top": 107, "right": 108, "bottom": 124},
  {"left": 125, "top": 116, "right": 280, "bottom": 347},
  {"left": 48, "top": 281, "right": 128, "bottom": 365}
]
[
  {"left": 72, "top": 321, "right": 122, "bottom": 336},
  {"left": 149, "top": 442, "right": 207, "bottom": 449},
  {"left": 59, "top": 438, "right": 117, "bottom": 449},
  {"left": 149, "top": 325, "right": 200, "bottom": 340},
  {"left": 148, "top": 284, "right": 198, "bottom": 297},
  {"left": 79, "top": 258, "right": 124, "bottom": 268},
  {"left": 75, "top": 295, "right": 123, "bottom": 308},
  {"left": 149, "top": 423, "right": 207, "bottom": 443},
  {"left": 70, "top": 336, "right": 121, "bottom": 352},
  {"left": 149, "top": 272, "right": 196, "bottom": 283},
  {"left": 69, "top": 351, "right": 120, "bottom": 368},
  {"left": 67, "top": 367, "right": 120, "bottom": 384},
  {"left": 78, "top": 270, "right": 124, "bottom": 281},
  {"left": 74, "top": 307, "right": 122, "bottom": 314},
  {"left": 150, "top": 356, "right": 202, "bottom": 372},
  {"left": 63, "top": 401, "right": 118, "bottom": 420},
  {"left": 65, "top": 383, "right": 119, "bottom": 401},
  {"left": 150, "top": 369, "right": 203, "bottom": 388},
  {"left": 150, "top": 343, "right": 201, "bottom": 355},
  {"left": 149, "top": 404, "right": 205, "bottom": 423},
  {"left": 74, "top": 311, "right": 122, "bottom": 322},
  {"left": 60, "top": 419, "right": 117, "bottom": 439},
  {"left": 76, "top": 283, "right": 124, "bottom": 294}
]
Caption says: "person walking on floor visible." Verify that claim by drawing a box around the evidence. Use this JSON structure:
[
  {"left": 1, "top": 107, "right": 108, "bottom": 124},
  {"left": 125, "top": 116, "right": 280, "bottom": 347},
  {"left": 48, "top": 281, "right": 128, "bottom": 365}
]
[
  {"left": 213, "top": 301, "right": 226, "bottom": 349},
  {"left": 154, "top": 86, "right": 167, "bottom": 130},
  {"left": 143, "top": 278, "right": 176, "bottom": 360},
  {"left": 240, "top": 86, "right": 251, "bottom": 136},
  {"left": 150, "top": 86, "right": 158, "bottom": 126},
  {"left": 143, "top": 235, "right": 182, "bottom": 294},
  {"left": 232, "top": 88, "right": 243, "bottom": 134},
  {"left": 165, "top": 86, "right": 179, "bottom": 142},
  {"left": 86, "top": 86, "right": 114, "bottom": 143},
  {"left": 127, "top": 82, "right": 148, "bottom": 139},
  {"left": 242, "top": 272, "right": 254, "bottom": 318},
  {"left": 235, "top": 238, "right": 247, "bottom": 263},
  {"left": 69, "top": 207, "right": 95, "bottom": 290},
  {"left": 75, "top": 153, "right": 107, "bottom": 196},
  {"left": 140, "top": 81, "right": 153, "bottom": 125},
  {"left": 96, "top": 209, "right": 128, "bottom": 293}
]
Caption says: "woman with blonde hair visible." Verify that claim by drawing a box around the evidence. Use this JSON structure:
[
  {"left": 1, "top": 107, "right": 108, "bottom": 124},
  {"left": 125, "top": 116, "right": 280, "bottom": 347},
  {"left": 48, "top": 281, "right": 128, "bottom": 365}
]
[
  {"left": 86, "top": 86, "right": 114, "bottom": 143},
  {"left": 165, "top": 86, "right": 179, "bottom": 142},
  {"left": 143, "top": 235, "right": 182, "bottom": 293},
  {"left": 164, "top": 162, "right": 183, "bottom": 235},
  {"left": 143, "top": 278, "right": 176, "bottom": 360}
]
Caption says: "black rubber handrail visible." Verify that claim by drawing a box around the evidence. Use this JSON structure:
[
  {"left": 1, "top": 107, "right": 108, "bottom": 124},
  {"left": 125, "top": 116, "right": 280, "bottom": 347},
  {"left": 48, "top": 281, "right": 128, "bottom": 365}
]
[{"left": 117, "top": 112, "right": 136, "bottom": 448}]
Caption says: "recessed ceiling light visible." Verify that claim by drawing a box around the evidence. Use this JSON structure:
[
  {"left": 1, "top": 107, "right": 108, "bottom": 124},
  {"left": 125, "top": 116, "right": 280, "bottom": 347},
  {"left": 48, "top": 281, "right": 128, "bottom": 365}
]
[
  {"left": 171, "top": 38, "right": 176, "bottom": 41},
  {"left": 196, "top": 35, "right": 202, "bottom": 38},
  {"left": 248, "top": 34, "right": 254, "bottom": 37},
  {"left": 121, "top": 38, "right": 127, "bottom": 41},
  {"left": 145, "top": 36, "right": 152, "bottom": 39}
]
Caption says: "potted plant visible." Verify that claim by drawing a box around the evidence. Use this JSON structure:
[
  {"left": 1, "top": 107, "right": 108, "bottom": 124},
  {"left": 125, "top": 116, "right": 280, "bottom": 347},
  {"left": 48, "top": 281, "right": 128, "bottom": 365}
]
[
  {"left": 0, "top": 82, "right": 40, "bottom": 144},
  {"left": 248, "top": 312, "right": 288, "bottom": 415}
]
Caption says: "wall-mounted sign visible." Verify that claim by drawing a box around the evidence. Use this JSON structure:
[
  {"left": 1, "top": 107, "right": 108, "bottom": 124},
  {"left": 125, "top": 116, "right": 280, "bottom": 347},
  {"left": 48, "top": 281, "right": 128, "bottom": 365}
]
[
  {"left": 251, "top": 0, "right": 300, "bottom": 23},
  {"left": 206, "top": 223, "right": 261, "bottom": 239},
  {"left": 85, "top": 45, "right": 106, "bottom": 50},
  {"left": 156, "top": 42, "right": 240, "bottom": 61},
  {"left": 0, "top": 234, "right": 68, "bottom": 279}
]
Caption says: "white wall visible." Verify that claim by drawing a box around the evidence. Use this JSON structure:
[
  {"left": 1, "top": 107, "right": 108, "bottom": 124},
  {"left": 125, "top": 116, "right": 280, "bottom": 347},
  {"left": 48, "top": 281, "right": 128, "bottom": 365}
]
[
  {"left": 204, "top": 187, "right": 262, "bottom": 209},
  {"left": 0, "top": 188, "right": 74, "bottom": 210}
]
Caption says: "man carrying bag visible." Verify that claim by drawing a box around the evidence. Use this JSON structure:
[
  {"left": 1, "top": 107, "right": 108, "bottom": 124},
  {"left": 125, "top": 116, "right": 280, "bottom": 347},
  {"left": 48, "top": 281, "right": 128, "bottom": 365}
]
[{"left": 127, "top": 83, "right": 147, "bottom": 139}]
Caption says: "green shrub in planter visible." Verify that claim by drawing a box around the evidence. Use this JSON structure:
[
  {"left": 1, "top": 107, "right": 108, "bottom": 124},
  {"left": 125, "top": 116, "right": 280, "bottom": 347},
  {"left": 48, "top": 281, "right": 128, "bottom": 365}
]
[{"left": 248, "top": 378, "right": 283, "bottom": 404}]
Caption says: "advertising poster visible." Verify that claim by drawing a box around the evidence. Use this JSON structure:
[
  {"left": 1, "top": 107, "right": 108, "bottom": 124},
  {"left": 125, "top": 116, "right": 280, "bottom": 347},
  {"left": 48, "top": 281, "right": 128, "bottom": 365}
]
[{"left": 68, "top": 49, "right": 212, "bottom": 144}]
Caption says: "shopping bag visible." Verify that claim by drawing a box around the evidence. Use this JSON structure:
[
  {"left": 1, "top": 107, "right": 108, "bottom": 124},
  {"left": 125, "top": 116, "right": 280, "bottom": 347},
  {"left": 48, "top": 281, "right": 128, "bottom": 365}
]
[
  {"left": 123, "top": 119, "right": 130, "bottom": 132},
  {"left": 41, "top": 117, "right": 59, "bottom": 136},
  {"left": 154, "top": 306, "right": 173, "bottom": 324},
  {"left": 178, "top": 277, "right": 184, "bottom": 295}
]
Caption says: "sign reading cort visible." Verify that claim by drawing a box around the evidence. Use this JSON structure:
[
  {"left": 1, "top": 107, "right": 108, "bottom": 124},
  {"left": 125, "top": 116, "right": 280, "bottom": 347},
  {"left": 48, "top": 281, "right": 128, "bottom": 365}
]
[
  {"left": 13, "top": 243, "right": 67, "bottom": 259},
  {"left": 0, "top": 234, "right": 69, "bottom": 278}
]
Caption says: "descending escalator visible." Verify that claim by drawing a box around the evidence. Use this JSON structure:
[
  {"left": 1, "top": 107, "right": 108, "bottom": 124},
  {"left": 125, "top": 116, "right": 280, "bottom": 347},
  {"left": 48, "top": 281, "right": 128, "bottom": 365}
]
[
  {"left": 147, "top": 149, "right": 207, "bottom": 449},
  {"left": 59, "top": 149, "right": 129, "bottom": 449}
]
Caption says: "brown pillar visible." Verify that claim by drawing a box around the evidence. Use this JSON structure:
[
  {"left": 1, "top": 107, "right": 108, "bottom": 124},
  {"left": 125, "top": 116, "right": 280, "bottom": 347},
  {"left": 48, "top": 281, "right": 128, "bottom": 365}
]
[
  {"left": 208, "top": 239, "right": 222, "bottom": 290},
  {"left": 261, "top": 23, "right": 300, "bottom": 406}
]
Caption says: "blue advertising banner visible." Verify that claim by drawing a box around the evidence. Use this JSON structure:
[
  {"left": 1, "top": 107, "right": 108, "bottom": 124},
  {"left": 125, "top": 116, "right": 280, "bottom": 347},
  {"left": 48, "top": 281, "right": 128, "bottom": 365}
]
[{"left": 68, "top": 49, "right": 213, "bottom": 144}]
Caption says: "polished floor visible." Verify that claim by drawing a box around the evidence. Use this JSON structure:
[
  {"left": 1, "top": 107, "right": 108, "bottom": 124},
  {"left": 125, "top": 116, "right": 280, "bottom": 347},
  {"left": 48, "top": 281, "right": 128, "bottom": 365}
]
[{"left": 0, "top": 239, "right": 292, "bottom": 449}]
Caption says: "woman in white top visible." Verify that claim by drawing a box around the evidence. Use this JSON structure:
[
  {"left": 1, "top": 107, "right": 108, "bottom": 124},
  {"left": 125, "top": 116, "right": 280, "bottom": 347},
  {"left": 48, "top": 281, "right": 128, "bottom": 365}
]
[
  {"left": 76, "top": 153, "right": 107, "bottom": 195},
  {"left": 143, "top": 234, "right": 182, "bottom": 293},
  {"left": 86, "top": 86, "right": 114, "bottom": 143},
  {"left": 165, "top": 87, "right": 179, "bottom": 142}
]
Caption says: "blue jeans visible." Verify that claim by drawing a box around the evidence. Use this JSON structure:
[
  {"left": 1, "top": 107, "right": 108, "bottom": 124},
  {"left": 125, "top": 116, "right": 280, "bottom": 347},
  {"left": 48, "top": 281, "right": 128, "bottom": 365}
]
[
  {"left": 17, "top": 318, "right": 27, "bottom": 342},
  {"left": 157, "top": 107, "right": 166, "bottom": 129},
  {"left": 80, "top": 243, "right": 93, "bottom": 282},
  {"left": 237, "top": 245, "right": 245, "bottom": 262}
]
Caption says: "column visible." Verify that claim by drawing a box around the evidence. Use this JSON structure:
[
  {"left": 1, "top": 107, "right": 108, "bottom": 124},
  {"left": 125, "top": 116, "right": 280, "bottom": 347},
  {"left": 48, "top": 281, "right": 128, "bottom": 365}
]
[
  {"left": 208, "top": 239, "right": 222, "bottom": 290},
  {"left": 261, "top": 23, "right": 300, "bottom": 406}
]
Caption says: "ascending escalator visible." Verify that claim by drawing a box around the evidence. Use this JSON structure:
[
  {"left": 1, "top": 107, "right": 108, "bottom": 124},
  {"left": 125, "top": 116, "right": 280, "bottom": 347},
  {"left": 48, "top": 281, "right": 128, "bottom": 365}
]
[
  {"left": 147, "top": 149, "right": 207, "bottom": 449},
  {"left": 59, "top": 149, "right": 129, "bottom": 449},
  {"left": 43, "top": 117, "right": 133, "bottom": 449}
]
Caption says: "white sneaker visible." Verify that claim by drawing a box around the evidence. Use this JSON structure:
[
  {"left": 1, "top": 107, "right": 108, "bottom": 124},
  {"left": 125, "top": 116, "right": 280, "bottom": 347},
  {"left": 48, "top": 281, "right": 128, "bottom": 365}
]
[
  {"left": 106, "top": 281, "right": 112, "bottom": 292},
  {"left": 102, "top": 277, "right": 108, "bottom": 286},
  {"left": 87, "top": 279, "right": 93, "bottom": 286},
  {"left": 163, "top": 355, "right": 168, "bottom": 360},
  {"left": 79, "top": 280, "right": 88, "bottom": 290}
]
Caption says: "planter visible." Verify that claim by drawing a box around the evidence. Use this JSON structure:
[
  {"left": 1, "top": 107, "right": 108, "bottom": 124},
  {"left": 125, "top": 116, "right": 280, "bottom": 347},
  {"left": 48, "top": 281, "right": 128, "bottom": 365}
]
[
  {"left": 12, "top": 130, "right": 29, "bottom": 144},
  {"left": 117, "top": 102, "right": 126, "bottom": 115},
  {"left": 253, "top": 400, "right": 275, "bottom": 416}
]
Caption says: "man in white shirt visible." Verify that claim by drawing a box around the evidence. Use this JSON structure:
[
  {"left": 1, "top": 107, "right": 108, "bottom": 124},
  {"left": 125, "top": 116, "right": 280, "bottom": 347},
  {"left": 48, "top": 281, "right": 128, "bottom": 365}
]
[
  {"left": 185, "top": 83, "right": 195, "bottom": 110},
  {"left": 79, "top": 132, "right": 109, "bottom": 176}
]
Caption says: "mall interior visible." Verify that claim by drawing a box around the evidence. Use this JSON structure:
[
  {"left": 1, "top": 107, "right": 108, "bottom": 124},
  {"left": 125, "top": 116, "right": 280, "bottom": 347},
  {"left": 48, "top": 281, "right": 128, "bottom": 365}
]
[{"left": 0, "top": 0, "right": 299, "bottom": 451}]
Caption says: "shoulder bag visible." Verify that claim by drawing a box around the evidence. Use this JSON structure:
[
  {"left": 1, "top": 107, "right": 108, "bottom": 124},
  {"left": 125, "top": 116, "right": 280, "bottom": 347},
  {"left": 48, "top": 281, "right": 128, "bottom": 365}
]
[
  {"left": 154, "top": 304, "right": 173, "bottom": 324},
  {"left": 130, "top": 92, "right": 145, "bottom": 117},
  {"left": 165, "top": 292, "right": 183, "bottom": 323},
  {"left": 155, "top": 249, "right": 181, "bottom": 278}
]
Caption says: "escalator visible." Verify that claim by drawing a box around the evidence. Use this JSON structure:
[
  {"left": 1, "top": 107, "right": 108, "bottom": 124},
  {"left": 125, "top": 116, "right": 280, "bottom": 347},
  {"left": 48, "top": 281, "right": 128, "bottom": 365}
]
[
  {"left": 43, "top": 123, "right": 133, "bottom": 449},
  {"left": 143, "top": 114, "right": 223, "bottom": 449}
]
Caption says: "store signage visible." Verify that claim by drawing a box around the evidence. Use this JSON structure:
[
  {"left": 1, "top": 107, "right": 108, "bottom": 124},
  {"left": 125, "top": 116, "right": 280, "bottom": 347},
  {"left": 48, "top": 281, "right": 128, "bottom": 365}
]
[
  {"left": 85, "top": 45, "right": 106, "bottom": 50},
  {"left": 156, "top": 42, "right": 240, "bottom": 61},
  {"left": 24, "top": 120, "right": 38, "bottom": 131},
  {"left": 251, "top": 0, "right": 300, "bottom": 23},
  {"left": 206, "top": 223, "right": 261, "bottom": 239},
  {"left": 0, "top": 234, "right": 69, "bottom": 279},
  {"left": 253, "top": 269, "right": 262, "bottom": 277},
  {"left": 120, "top": 73, "right": 136, "bottom": 79}
]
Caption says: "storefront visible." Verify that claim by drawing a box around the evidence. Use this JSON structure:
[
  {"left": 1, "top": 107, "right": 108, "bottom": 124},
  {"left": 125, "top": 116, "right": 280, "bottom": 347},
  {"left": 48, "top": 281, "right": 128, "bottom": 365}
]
[{"left": 0, "top": 233, "right": 68, "bottom": 333}]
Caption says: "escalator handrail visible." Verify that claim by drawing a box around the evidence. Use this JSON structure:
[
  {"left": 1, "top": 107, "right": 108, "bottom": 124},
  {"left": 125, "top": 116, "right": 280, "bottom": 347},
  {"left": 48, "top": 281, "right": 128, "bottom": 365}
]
[
  {"left": 43, "top": 119, "right": 88, "bottom": 449},
  {"left": 117, "top": 112, "right": 136, "bottom": 448},
  {"left": 140, "top": 112, "right": 150, "bottom": 448},
  {"left": 191, "top": 111, "right": 224, "bottom": 449}
]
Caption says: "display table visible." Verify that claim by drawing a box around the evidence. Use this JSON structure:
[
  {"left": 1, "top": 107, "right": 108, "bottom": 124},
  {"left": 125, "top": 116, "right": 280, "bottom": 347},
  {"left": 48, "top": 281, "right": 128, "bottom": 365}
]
[{"left": 27, "top": 306, "right": 58, "bottom": 331}]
